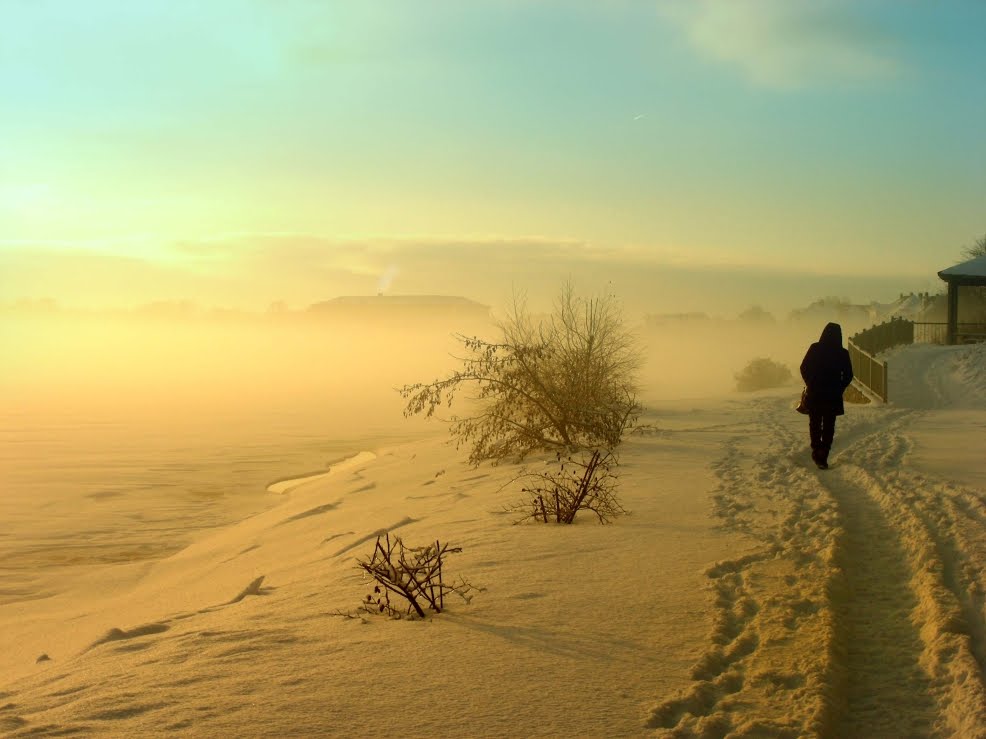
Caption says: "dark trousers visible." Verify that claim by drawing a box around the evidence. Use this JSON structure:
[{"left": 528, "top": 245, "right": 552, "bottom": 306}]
[{"left": 808, "top": 413, "right": 836, "bottom": 460}]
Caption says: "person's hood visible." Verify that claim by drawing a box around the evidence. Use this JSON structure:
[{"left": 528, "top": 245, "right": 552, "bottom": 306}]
[{"left": 819, "top": 322, "right": 843, "bottom": 346}]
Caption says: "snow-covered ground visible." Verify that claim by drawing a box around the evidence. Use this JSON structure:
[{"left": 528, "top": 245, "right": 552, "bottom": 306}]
[{"left": 1, "top": 343, "right": 984, "bottom": 737}]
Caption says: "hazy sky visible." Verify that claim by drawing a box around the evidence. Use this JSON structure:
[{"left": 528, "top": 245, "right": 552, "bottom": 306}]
[{"left": 1, "top": 0, "right": 984, "bottom": 314}]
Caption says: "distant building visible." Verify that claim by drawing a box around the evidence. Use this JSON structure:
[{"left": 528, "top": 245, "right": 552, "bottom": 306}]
[
  {"left": 881, "top": 292, "right": 946, "bottom": 323},
  {"left": 788, "top": 297, "right": 872, "bottom": 324},
  {"left": 938, "top": 255, "right": 986, "bottom": 344}
]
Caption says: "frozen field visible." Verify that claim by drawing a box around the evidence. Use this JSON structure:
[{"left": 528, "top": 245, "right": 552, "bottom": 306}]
[{"left": 0, "top": 341, "right": 984, "bottom": 737}]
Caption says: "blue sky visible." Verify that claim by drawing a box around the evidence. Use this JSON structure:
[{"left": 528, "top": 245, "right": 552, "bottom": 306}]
[{"left": 1, "top": 0, "right": 984, "bottom": 312}]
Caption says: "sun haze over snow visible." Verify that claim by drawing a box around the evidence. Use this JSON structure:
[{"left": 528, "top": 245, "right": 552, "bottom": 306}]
[{"left": 0, "top": 0, "right": 983, "bottom": 314}]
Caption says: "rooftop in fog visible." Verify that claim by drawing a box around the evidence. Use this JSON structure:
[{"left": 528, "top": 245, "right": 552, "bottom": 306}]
[{"left": 939, "top": 255, "right": 986, "bottom": 281}]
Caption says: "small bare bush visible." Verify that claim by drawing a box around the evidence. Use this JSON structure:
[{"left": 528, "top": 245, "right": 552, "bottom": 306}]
[
  {"left": 738, "top": 304, "right": 775, "bottom": 323},
  {"left": 734, "top": 357, "right": 793, "bottom": 392},
  {"left": 511, "top": 449, "right": 626, "bottom": 524},
  {"left": 356, "top": 533, "right": 478, "bottom": 619}
]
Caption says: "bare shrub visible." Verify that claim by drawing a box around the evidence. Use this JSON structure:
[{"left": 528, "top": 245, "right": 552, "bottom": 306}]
[
  {"left": 734, "top": 358, "right": 793, "bottom": 392},
  {"left": 961, "top": 232, "right": 986, "bottom": 260},
  {"left": 510, "top": 449, "right": 626, "bottom": 524},
  {"left": 399, "top": 282, "right": 642, "bottom": 466},
  {"left": 738, "top": 304, "right": 775, "bottom": 323},
  {"left": 356, "top": 534, "right": 478, "bottom": 619}
]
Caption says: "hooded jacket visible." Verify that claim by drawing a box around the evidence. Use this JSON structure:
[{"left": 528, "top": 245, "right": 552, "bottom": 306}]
[{"left": 800, "top": 322, "right": 854, "bottom": 416}]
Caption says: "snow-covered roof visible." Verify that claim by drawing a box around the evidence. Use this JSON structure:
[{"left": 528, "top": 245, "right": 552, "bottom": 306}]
[{"left": 938, "top": 255, "right": 986, "bottom": 281}]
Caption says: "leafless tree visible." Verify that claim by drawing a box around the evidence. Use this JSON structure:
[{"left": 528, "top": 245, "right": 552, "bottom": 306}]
[
  {"left": 961, "top": 232, "right": 986, "bottom": 260},
  {"left": 399, "top": 282, "right": 642, "bottom": 466}
]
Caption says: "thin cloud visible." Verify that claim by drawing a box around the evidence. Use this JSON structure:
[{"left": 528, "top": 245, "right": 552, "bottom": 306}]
[
  {"left": 660, "top": 0, "right": 901, "bottom": 90},
  {"left": 162, "top": 232, "right": 913, "bottom": 286},
  {"left": 1, "top": 235, "right": 933, "bottom": 316}
]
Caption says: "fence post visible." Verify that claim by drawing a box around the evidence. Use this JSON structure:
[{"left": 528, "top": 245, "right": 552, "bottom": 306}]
[{"left": 882, "top": 361, "right": 888, "bottom": 402}]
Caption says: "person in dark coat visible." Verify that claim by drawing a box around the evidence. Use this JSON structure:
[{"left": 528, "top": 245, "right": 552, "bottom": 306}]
[{"left": 800, "top": 322, "right": 854, "bottom": 469}]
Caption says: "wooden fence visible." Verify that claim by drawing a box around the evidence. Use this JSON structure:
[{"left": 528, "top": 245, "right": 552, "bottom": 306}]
[
  {"left": 912, "top": 322, "right": 986, "bottom": 344},
  {"left": 847, "top": 341, "right": 888, "bottom": 401},
  {"left": 848, "top": 317, "right": 986, "bottom": 401},
  {"left": 912, "top": 322, "right": 948, "bottom": 344},
  {"left": 847, "top": 317, "right": 915, "bottom": 402}
]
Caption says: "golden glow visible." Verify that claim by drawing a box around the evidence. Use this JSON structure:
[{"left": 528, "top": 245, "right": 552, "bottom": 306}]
[{"left": 1, "top": 1, "right": 983, "bottom": 312}]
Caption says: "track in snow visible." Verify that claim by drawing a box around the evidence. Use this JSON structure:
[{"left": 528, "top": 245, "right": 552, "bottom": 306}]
[
  {"left": 820, "top": 462, "right": 937, "bottom": 736},
  {"left": 648, "top": 392, "right": 985, "bottom": 738}
]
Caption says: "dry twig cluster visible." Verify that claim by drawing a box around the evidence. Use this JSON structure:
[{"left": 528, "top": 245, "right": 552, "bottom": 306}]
[
  {"left": 513, "top": 449, "right": 626, "bottom": 524},
  {"left": 356, "top": 533, "right": 478, "bottom": 619}
]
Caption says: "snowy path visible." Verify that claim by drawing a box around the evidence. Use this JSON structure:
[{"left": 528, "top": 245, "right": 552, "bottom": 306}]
[
  {"left": 650, "top": 343, "right": 986, "bottom": 737},
  {"left": 823, "top": 425, "right": 938, "bottom": 737}
]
